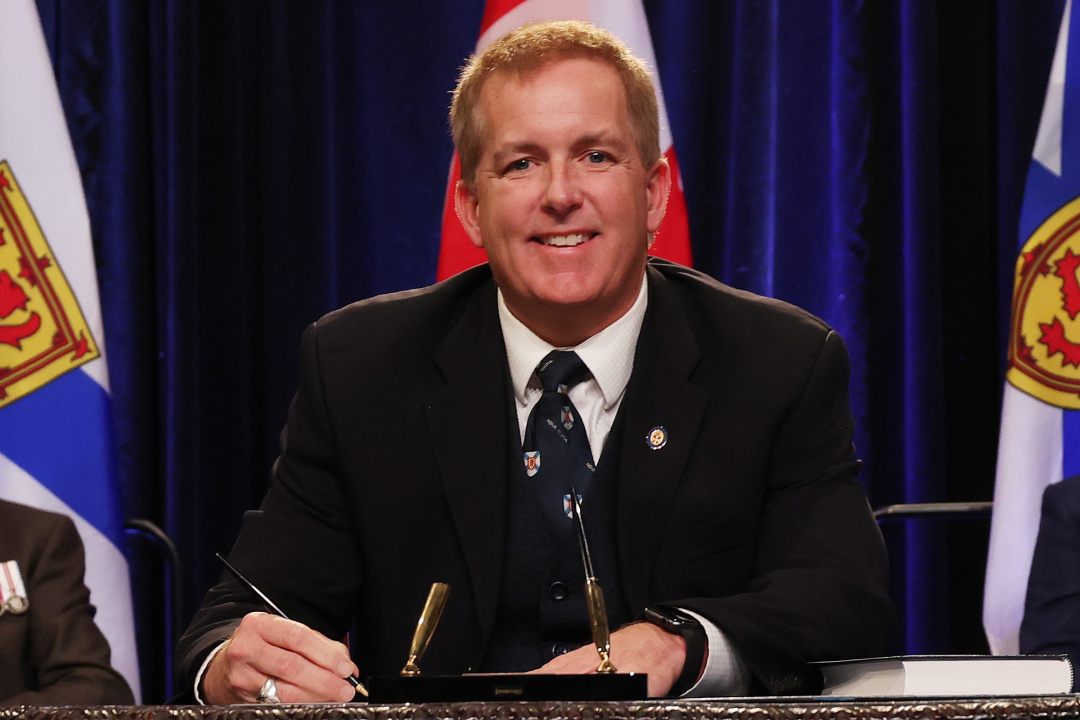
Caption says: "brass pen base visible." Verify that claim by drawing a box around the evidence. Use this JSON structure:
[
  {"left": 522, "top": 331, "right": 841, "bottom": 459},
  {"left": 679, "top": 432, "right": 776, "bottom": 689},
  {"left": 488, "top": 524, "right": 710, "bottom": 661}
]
[{"left": 366, "top": 672, "right": 647, "bottom": 702}]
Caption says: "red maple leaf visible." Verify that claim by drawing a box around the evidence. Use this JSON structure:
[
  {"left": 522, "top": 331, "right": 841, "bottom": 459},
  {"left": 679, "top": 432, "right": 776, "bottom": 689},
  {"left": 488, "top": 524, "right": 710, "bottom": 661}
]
[
  {"left": 0, "top": 270, "right": 30, "bottom": 319},
  {"left": 1039, "top": 317, "right": 1080, "bottom": 367},
  {"left": 1056, "top": 248, "right": 1080, "bottom": 320}
]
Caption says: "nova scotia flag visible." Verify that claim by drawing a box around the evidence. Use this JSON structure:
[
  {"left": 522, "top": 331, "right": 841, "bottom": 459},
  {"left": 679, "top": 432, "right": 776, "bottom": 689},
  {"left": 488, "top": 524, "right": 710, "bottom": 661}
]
[
  {"left": 0, "top": 0, "right": 140, "bottom": 698},
  {"left": 984, "top": 0, "right": 1080, "bottom": 656}
]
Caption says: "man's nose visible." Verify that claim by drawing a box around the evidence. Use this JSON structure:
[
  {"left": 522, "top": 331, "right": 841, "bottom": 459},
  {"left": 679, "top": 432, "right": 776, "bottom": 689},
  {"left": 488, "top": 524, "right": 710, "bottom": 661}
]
[{"left": 542, "top": 162, "right": 583, "bottom": 215}]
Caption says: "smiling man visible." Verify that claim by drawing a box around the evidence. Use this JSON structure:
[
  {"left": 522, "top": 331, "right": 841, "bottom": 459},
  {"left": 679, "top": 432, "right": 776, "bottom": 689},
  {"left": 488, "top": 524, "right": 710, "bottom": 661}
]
[
  {"left": 454, "top": 52, "right": 667, "bottom": 348},
  {"left": 177, "top": 21, "right": 894, "bottom": 704}
]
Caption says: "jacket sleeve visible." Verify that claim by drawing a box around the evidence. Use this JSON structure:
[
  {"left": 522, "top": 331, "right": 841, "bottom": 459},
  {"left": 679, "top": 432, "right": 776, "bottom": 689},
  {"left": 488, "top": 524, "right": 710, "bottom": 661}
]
[
  {"left": 1020, "top": 476, "right": 1080, "bottom": 692},
  {"left": 2, "top": 515, "right": 134, "bottom": 707},
  {"left": 674, "top": 330, "right": 895, "bottom": 694}
]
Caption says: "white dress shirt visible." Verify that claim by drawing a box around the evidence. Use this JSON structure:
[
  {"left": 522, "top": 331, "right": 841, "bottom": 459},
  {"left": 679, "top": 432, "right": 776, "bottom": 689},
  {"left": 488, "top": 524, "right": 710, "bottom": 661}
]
[{"left": 499, "top": 276, "right": 647, "bottom": 458}]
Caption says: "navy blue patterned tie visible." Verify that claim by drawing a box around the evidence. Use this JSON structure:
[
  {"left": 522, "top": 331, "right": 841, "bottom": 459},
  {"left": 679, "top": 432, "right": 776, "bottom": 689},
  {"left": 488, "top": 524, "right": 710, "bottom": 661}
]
[{"left": 522, "top": 351, "right": 595, "bottom": 536}]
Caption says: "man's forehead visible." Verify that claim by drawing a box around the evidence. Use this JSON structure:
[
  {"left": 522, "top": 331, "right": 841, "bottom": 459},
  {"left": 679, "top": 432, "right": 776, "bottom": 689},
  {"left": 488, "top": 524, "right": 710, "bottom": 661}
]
[
  {"left": 481, "top": 55, "right": 622, "bottom": 92},
  {"left": 477, "top": 59, "right": 631, "bottom": 145}
]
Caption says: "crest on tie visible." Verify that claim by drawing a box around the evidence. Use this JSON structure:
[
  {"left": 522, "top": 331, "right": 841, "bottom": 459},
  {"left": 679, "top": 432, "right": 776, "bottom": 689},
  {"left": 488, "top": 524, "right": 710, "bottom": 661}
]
[
  {"left": 561, "top": 405, "right": 574, "bottom": 430},
  {"left": 563, "top": 493, "right": 584, "bottom": 518},
  {"left": 523, "top": 450, "right": 541, "bottom": 477}
]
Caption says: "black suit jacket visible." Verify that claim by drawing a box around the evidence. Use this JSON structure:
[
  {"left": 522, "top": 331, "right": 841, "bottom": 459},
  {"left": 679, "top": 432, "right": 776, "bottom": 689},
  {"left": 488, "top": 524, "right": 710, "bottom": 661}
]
[
  {"left": 1021, "top": 473, "right": 1080, "bottom": 691},
  {"left": 177, "top": 259, "right": 894, "bottom": 696},
  {"left": 0, "top": 500, "right": 133, "bottom": 706}
]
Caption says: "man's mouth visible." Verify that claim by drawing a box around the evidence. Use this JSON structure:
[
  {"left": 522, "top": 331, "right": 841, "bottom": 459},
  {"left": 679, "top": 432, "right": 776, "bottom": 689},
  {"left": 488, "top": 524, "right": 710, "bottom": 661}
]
[{"left": 532, "top": 233, "right": 597, "bottom": 247}]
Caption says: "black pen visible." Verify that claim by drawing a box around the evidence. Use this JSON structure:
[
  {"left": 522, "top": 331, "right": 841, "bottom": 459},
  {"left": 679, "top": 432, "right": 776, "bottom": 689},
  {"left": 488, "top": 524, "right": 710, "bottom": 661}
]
[{"left": 216, "top": 553, "right": 369, "bottom": 697}]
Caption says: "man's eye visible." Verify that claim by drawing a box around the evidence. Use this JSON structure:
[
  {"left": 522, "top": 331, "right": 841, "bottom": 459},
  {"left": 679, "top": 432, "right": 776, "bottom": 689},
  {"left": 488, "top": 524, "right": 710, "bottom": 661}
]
[
  {"left": 586, "top": 151, "right": 609, "bottom": 164},
  {"left": 508, "top": 158, "right": 532, "bottom": 172}
]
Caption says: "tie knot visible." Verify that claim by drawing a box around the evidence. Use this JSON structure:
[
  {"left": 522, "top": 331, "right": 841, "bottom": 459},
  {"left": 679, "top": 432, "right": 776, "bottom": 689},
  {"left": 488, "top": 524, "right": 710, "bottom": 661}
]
[{"left": 536, "top": 351, "right": 590, "bottom": 394}]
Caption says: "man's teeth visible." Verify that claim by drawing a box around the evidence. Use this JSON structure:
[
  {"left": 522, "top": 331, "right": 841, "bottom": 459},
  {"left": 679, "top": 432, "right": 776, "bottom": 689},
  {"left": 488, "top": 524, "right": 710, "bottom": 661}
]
[{"left": 539, "top": 233, "right": 590, "bottom": 247}]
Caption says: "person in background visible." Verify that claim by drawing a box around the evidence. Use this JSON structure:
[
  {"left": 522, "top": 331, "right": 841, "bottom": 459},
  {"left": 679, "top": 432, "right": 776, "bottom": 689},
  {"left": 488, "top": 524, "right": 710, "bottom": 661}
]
[
  {"left": 1020, "top": 473, "right": 1080, "bottom": 691},
  {"left": 0, "top": 498, "right": 134, "bottom": 706}
]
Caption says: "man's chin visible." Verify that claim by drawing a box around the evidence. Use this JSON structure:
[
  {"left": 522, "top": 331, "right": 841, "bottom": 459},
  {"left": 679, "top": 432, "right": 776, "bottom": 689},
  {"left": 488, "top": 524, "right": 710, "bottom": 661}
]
[{"left": 531, "top": 290, "right": 603, "bottom": 312}]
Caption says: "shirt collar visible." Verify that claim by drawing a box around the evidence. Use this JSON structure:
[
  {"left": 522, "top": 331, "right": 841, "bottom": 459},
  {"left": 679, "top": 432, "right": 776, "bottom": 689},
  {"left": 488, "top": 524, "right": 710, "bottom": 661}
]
[{"left": 498, "top": 273, "right": 648, "bottom": 410}]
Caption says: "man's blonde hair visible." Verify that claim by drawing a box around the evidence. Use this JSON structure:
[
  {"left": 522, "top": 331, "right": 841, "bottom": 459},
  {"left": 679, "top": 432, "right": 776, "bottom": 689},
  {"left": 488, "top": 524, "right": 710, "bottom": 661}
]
[{"left": 450, "top": 20, "right": 661, "bottom": 183}]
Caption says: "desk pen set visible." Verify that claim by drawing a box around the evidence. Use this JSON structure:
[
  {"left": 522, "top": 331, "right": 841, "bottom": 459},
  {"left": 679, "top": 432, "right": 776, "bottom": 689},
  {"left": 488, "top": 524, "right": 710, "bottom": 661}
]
[{"left": 218, "top": 493, "right": 646, "bottom": 702}]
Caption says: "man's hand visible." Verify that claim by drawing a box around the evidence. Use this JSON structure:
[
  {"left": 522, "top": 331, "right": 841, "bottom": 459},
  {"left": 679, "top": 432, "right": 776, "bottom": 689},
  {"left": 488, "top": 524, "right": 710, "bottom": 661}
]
[
  {"left": 203, "top": 612, "right": 358, "bottom": 704},
  {"left": 533, "top": 622, "right": 688, "bottom": 697}
]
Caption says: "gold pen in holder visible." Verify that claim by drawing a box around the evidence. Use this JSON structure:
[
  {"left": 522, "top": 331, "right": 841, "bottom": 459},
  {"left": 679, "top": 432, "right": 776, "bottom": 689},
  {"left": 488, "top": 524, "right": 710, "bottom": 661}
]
[
  {"left": 568, "top": 488, "right": 616, "bottom": 674},
  {"left": 401, "top": 582, "right": 452, "bottom": 676}
]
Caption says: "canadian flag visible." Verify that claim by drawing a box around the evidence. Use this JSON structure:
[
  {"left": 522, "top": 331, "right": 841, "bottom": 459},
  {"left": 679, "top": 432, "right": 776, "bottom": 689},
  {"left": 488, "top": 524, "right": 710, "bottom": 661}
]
[{"left": 436, "top": 0, "right": 693, "bottom": 280}]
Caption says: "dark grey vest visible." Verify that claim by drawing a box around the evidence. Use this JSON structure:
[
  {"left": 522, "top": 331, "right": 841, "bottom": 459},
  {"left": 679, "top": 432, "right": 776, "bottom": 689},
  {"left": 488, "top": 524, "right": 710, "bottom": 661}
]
[{"left": 479, "top": 397, "right": 631, "bottom": 672}]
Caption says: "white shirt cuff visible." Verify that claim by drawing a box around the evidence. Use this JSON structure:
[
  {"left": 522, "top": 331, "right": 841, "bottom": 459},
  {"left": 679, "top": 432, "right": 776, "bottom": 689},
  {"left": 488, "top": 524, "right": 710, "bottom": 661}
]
[
  {"left": 679, "top": 608, "right": 751, "bottom": 697},
  {"left": 193, "top": 641, "right": 228, "bottom": 705}
]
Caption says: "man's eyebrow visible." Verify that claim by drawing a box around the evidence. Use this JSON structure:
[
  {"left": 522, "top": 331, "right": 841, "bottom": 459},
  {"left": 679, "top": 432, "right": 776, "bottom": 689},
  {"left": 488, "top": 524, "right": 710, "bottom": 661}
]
[
  {"left": 491, "top": 141, "right": 545, "bottom": 163},
  {"left": 571, "top": 132, "right": 631, "bottom": 153}
]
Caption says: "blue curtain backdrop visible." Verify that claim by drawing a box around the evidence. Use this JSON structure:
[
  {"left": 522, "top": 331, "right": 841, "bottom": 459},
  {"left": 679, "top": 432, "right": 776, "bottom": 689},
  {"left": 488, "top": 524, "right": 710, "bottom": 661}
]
[{"left": 30, "top": 0, "right": 1065, "bottom": 701}]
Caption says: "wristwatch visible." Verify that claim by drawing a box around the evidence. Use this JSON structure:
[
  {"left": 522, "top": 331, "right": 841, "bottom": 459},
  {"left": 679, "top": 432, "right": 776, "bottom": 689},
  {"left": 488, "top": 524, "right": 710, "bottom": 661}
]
[{"left": 640, "top": 605, "right": 707, "bottom": 696}]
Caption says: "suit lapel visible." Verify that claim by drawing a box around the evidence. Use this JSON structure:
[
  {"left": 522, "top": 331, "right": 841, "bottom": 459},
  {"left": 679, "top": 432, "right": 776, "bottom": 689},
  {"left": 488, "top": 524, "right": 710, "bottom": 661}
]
[
  {"left": 616, "top": 265, "right": 707, "bottom": 612},
  {"left": 424, "top": 280, "right": 509, "bottom": 644}
]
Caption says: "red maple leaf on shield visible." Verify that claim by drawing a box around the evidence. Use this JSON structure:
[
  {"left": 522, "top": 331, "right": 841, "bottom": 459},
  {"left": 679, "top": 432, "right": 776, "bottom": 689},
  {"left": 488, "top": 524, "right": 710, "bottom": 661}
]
[{"left": 1040, "top": 317, "right": 1080, "bottom": 368}]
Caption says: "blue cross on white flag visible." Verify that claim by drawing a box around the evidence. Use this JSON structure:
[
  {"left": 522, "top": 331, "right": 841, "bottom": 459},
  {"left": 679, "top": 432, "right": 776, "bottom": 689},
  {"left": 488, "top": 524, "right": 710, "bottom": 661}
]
[{"left": 0, "top": 0, "right": 140, "bottom": 698}]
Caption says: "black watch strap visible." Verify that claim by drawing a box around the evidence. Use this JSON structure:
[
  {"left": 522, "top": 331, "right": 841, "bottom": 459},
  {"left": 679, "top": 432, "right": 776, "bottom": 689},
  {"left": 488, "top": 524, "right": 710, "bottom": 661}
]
[{"left": 639, "top": 605, "right": 707, "bottom": 696}]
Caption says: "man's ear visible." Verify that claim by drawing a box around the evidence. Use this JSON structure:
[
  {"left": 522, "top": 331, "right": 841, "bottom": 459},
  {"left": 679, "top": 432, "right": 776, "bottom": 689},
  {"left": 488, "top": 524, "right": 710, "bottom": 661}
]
[
  {"left": 645, "top": 157, "right": 672, "bottom": 240},
  {"left": 455, "top": 179, "right": 485, "bottom": 248}
]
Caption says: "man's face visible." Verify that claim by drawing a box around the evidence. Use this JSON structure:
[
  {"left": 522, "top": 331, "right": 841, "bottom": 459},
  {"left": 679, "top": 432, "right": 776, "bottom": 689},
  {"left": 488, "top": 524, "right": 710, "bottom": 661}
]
[{"left": 456, "top": 56, "right": 669, "bottom": 346}]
